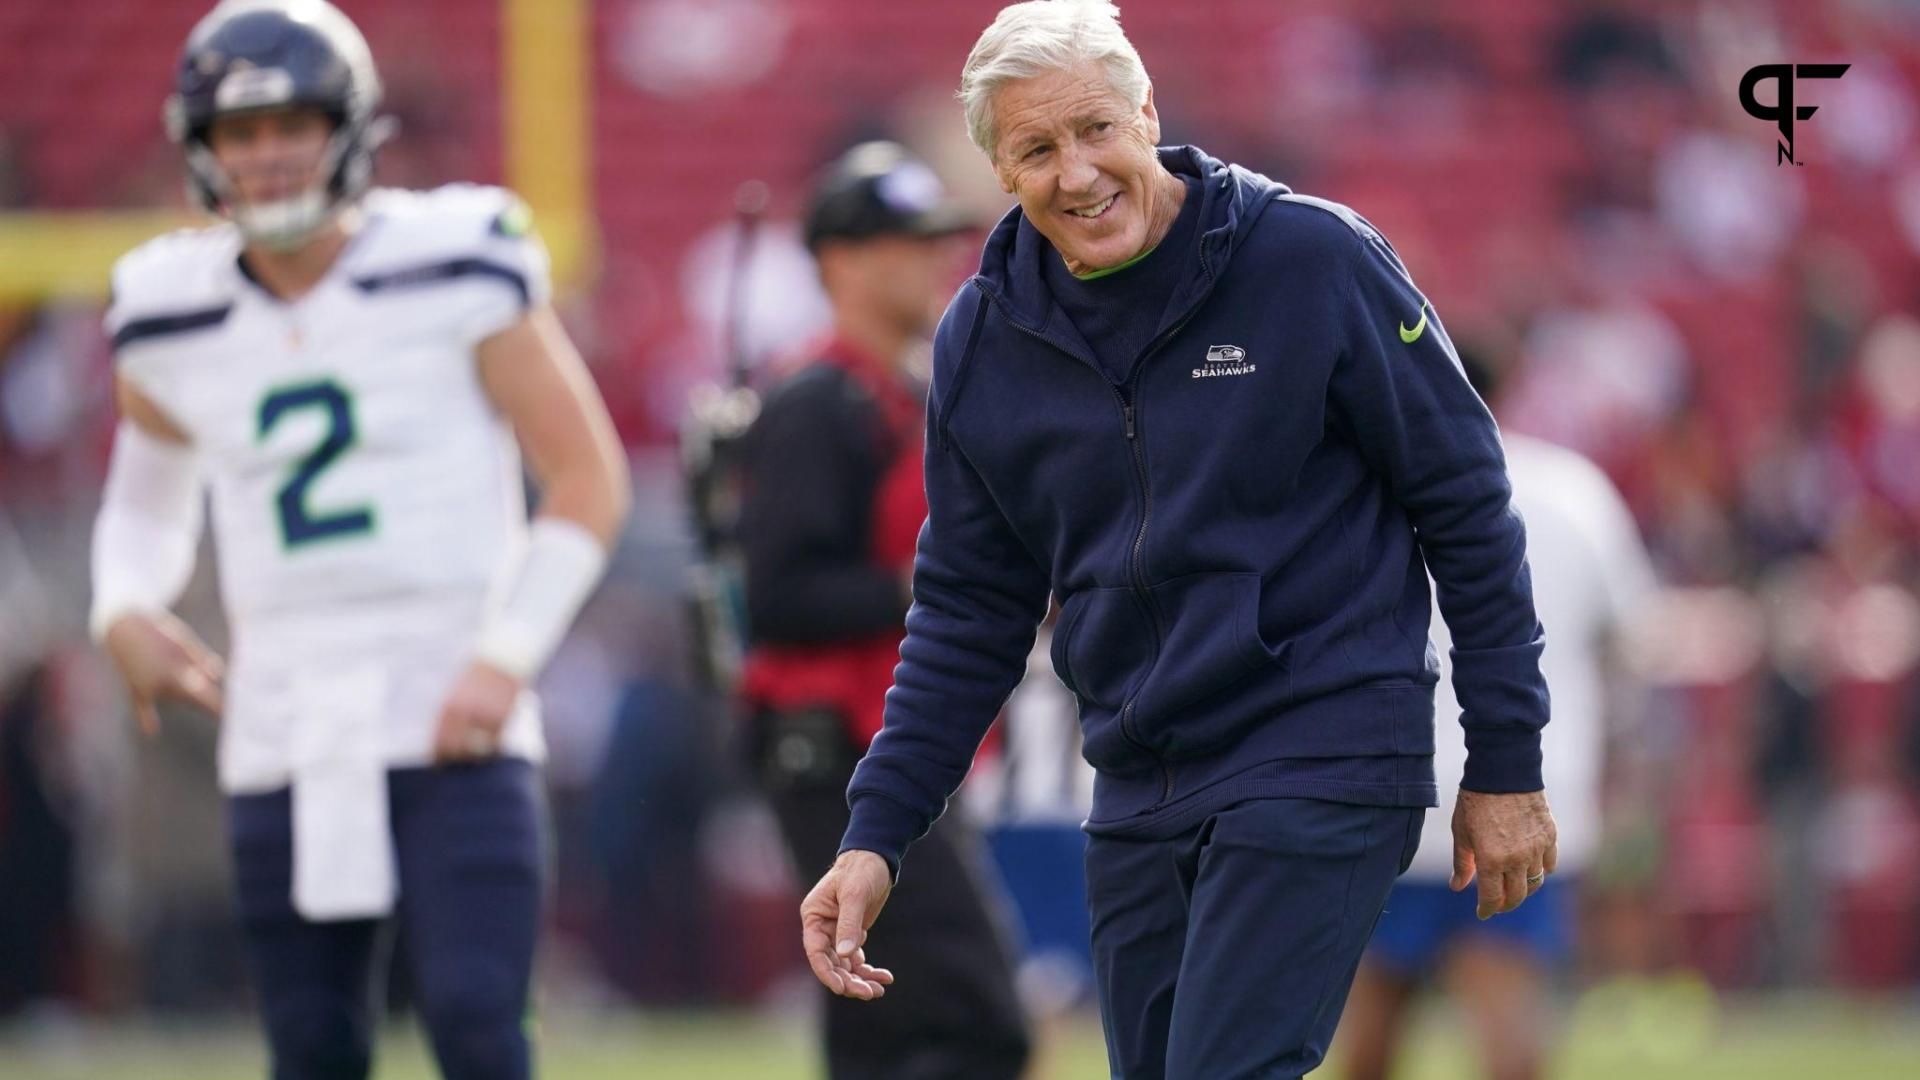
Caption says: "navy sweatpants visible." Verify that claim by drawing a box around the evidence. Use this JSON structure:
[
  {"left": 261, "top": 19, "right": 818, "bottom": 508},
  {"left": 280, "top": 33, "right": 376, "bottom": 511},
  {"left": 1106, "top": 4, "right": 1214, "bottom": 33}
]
[
  {"left": 227, "top": 759, "right": 544, "bottom": 1080},
  {"left": 1086, "top": 797, "right": 1423, "bottom": 1080}
]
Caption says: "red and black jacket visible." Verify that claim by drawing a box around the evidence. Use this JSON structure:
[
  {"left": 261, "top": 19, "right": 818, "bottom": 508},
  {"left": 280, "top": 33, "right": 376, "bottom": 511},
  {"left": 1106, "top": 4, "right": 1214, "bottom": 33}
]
[{"left": 737, "top": 336, "right": 926, "bottom": 747}]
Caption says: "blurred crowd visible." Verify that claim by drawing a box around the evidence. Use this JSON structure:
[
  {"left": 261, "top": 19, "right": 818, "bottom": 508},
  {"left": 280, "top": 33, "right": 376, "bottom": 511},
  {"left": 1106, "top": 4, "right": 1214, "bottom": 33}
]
[{"left": 2, "top": 0, "right": 1920, "bottom": 1024}]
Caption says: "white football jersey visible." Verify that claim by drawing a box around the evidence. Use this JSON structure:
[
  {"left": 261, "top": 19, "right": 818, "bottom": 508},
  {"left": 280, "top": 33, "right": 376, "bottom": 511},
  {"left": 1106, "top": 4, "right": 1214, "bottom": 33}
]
[
  {"left": 106, "top": 185, "right": 553, "bottom": 792},
  {"left": 1406, "top": 434, "right": 1657, "bottom": 879}
]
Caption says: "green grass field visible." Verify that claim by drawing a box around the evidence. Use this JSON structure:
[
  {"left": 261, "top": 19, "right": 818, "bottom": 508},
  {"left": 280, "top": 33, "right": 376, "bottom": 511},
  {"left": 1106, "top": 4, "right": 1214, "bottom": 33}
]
[{"left": 4, "top": 985, "right": 1919, "bottom": 1079}]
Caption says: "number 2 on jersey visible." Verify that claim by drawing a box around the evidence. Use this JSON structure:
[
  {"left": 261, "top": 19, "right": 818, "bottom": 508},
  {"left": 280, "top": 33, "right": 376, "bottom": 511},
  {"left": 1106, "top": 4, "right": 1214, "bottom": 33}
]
[{"left": 257, "top": 380, "right": 375, "bottom": 548}]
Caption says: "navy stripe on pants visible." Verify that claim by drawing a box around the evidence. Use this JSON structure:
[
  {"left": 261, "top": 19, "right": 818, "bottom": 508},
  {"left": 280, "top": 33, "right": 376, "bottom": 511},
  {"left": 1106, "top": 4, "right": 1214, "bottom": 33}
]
[
  {"left": 228, "top": 759, "right": 544, "bottom": 1080},
  {"left": 1086, "top": 797, "right": 1423, "bottom": 1080}
]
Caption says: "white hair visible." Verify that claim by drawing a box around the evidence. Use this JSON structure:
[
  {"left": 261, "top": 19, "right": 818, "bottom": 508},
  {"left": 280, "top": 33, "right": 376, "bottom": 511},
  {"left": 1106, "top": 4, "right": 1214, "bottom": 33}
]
[{"left": 959, "top": 1, "right": 1151, "bottom": 158}]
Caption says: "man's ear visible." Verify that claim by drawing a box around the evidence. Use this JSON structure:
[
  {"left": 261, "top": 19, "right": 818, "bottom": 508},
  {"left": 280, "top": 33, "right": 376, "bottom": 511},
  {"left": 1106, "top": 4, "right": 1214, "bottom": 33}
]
[
  {"left": 814, "top": 243, "right": 844, "bottom": 294},
  {"left": 1141, "top": 83, "right": 1161, "bottom": 145}
]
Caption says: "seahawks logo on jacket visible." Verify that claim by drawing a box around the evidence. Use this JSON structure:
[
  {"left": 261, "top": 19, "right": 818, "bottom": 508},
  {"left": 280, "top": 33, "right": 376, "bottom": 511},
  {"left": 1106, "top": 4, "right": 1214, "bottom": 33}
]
[{"left": 1194, "top": 343, "right": 1256, "bottom": 379}]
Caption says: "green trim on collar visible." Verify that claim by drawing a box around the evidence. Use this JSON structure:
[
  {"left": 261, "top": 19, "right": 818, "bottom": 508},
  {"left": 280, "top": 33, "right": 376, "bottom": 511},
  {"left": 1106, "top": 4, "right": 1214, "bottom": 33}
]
[{"left": 1071, "top": 244, "right": 1157, "bottom": 281}]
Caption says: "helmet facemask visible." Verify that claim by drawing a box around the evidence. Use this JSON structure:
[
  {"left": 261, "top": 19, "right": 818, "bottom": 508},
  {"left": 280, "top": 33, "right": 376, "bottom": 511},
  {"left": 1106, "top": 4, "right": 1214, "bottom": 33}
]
[{"left": 178, "top": 110, "right": 392, "bottom": 250}]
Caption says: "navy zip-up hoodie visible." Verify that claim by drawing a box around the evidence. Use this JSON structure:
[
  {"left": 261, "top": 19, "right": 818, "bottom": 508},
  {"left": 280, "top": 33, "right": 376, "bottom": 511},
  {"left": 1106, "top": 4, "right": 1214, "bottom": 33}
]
[{"left": 843, "top": 147, "right": 1549, "bottom": 872}]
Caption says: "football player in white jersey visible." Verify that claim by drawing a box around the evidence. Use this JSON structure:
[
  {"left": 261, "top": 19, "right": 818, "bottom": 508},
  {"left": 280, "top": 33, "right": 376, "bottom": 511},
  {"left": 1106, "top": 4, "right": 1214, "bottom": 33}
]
[
  {"left": 89, "top": 3, "right": 629, "bottom": 1078},
  {"left": 1337, "top": 352, "right": 1657, "bottom": 1080}
]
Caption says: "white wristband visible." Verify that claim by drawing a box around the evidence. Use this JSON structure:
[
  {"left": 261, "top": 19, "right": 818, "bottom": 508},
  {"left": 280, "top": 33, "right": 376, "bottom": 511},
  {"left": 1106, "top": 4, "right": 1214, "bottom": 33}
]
[
  {"left": 89, "top": 422, "right": 203, "bottom": 643},
  {"left": 473, "top": 517, "right": 609, "bottom": 681}
]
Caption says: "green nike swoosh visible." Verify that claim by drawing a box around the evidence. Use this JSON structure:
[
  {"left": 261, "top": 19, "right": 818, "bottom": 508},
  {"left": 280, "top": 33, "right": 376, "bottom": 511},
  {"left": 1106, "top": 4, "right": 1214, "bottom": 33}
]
[{"left": 1398, "top": 303, "right": 1429, "bottom": 344}]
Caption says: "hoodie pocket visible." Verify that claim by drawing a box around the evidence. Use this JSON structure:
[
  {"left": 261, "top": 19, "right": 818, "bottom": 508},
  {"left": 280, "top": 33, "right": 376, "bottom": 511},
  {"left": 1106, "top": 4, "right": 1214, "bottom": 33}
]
[
  {"left": 1134, "top": 571, "right": 1289, "bottom": 755},
  {"left": 1052, "top": 586, "right": 1155, "bottom": 711}
]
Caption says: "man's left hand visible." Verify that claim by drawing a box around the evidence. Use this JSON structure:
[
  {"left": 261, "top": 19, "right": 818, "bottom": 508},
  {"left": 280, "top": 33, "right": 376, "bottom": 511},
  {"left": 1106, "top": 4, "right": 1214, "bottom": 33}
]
[
  {"left": 433, "top": 661, "right": 523, "bottom": 764},
  {"left": 1450, "top": 788, "right": 1558, "bottom": 919}
]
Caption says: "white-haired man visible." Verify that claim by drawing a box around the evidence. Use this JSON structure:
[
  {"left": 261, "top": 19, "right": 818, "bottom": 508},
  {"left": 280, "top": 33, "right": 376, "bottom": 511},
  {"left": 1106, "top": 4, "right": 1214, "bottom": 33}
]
[{"left": 798, "top": 3, "right": 1558, "bottom": 1078}]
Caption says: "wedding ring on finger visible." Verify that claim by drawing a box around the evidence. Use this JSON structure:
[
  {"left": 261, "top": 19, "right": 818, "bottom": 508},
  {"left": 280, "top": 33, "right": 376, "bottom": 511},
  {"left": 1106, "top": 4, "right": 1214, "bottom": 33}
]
[{"left": 464, "top": 729, "right": 494, "bottom": 757}]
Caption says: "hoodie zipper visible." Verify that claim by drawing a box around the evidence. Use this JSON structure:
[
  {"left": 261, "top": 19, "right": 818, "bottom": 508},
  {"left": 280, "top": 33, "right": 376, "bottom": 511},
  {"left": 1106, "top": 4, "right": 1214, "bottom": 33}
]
[
  {"left": 973, "top": 292, "right": 1173, "bottom": 804},
  {"left": 1114, "top": 382, "right": 1170, "bottom": 808},
  {"left": 1115, "top": 301, "right": 1209, "bottom": 810},
  {"left": 975, "top": 246, "right": 1217, "bottom": 813}
]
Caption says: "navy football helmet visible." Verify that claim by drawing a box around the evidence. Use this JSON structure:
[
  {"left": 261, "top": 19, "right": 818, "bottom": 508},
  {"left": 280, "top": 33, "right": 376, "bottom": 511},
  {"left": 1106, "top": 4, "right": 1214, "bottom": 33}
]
[{"left": 164, "top": 0, "right": 390, "bottom": 246}]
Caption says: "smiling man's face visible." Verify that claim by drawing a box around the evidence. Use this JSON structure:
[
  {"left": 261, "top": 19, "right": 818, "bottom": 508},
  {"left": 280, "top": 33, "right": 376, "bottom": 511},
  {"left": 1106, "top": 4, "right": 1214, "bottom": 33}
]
[{"left": 990, "top": 61, "right": 1167, "bottom": 275}]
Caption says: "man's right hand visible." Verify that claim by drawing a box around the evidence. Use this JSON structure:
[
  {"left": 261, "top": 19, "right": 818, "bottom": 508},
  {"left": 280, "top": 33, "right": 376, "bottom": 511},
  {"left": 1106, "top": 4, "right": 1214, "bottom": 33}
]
[
  {"left": 800, "top": 849, "right": 896, "bottom": 1000},
  {"left": 103, "top": 611, "right": 225, "bottom": 736}
]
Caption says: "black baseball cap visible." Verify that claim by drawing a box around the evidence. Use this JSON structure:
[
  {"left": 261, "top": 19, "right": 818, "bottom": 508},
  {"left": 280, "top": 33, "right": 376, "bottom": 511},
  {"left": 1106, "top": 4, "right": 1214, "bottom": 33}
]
[{"left": 803, "top": 141, "right": 978, "bottom": 251}]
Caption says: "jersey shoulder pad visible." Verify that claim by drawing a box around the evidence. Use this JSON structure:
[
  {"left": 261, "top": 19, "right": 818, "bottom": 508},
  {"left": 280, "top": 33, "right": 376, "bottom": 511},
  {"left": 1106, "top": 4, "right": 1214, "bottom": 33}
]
[
  {"left": 360, "top": 184, "right": 537, "bottom": 262},
  {"left": 355, "top": 185, "right": 550, "bottom": 317},
  {"left": 107, "top": 224, "right": 244, "bottom": 350}
]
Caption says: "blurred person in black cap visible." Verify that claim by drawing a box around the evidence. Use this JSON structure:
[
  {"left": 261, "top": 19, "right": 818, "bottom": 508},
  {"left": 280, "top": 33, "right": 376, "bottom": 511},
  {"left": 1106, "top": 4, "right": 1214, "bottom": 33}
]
[{"left": 735, "top": 141, "right": 1033, "bottom": 1080}]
